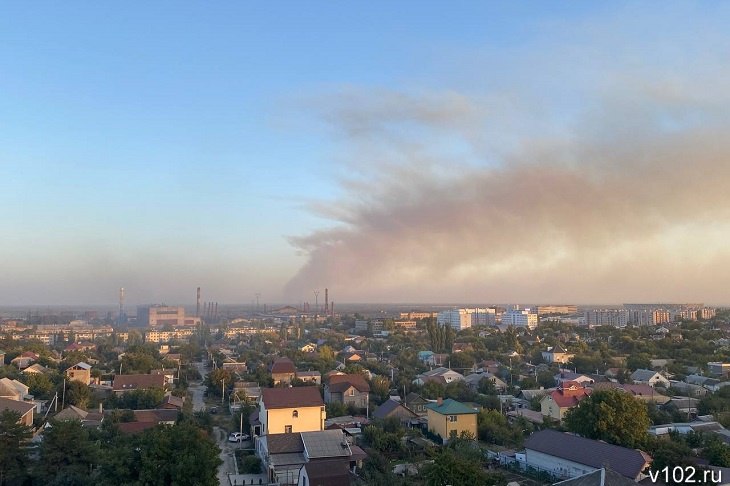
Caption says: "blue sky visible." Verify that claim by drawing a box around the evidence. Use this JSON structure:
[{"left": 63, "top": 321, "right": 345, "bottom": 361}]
[{"left": 2, "top": 2, "right": 729, "bottom": 305}]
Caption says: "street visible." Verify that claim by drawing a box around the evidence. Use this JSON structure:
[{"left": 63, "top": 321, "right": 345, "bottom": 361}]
[{"left": 191, "top": 359, "right": 237, "bottom": 485}]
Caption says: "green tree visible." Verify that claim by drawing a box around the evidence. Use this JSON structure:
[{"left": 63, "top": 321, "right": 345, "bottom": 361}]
[
  {"left": 135, "top": 422, "right": 222, "bottom": 486},
  {"left": 564, "top": 389, "right": 650, "bottom": 448},
  {"left": 0, "top": 410, "right": 32, "bottom": 486},
  {"left": 37, "top": 419, "right": 98, "bottom": 485},
  {"left": 62, "top": 380, "right": 92, "bottom": 409}
]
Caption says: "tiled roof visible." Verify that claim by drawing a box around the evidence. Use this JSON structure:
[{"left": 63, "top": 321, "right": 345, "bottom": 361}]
[
  {"left": 266, "top": 433, "right": 305, "bottom": 454},
  {"left": 0, "top": 397, "right": 34, "bottom": 416},
  {"left": 112, "top": 374, "right": 165, "bottom": 391},
  {"left": 271, "top": 357, "right": 296, "bottom": 374},
  {"left": 261, "top": 387, "right": 323, "bottom": 409},
  {"left": 303, "top": 460, "right": 351, "bottom": 486},
  {"left": 132, "top": 409, "right": 179, "bottom": 423},
  {"left": 554, "top": 467, "right": 638, "bottom": 486},
  {"left": 372, "top": 399, "right": 418, "bottom": 420},
  {"left": 118, "top": 421, "right": 158, "bottom": 435},
  {"left": 327, "top": 374, "right": 370, "bottom": 393},
  {"left": 524, "top": 430, "right": 651, "bottom": 479},
  {"left": 426, "top": 399, "right": 477, "bottom": 415}
]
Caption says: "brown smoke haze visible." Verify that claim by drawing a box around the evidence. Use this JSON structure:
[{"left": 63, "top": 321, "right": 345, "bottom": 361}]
[{"left": 286, "top": 53, "right": 730, "bottom": 303}]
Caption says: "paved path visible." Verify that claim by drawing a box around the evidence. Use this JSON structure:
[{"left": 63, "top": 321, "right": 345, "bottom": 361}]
[
  {"left": 191, "top": 361, "right": 208, "bottom": 412},
  {"left": 214, "top": 426, "right": 237, "bottom": 486},
  {"left": 191, "top": 359, "right": 237, "bottom": 485}
]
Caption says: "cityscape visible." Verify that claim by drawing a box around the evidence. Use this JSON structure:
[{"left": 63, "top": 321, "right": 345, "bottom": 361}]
[{"left": 2, "top": 2, "right": 730, "bottom": 486}]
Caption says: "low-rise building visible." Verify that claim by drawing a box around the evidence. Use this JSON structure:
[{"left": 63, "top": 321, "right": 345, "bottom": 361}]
[
  {"left": 630, "top": 369, "right": 670, "bottom": 388},
  {"left": 271, "top": 357, "right": 297, "bottom": 385},
  {"left": 66, "top": 362, "right": 92, "bottom": 386},
  {"left": 112, "top": 374, "right": 166, "bottom": 395},
  {"left": 426, "top": 398, "right": 477, "bottom": 444},
  {"left": 522, "top": 429, "right": 651, "bottom": 481},
  {"left": 258, "top": 387, "right": 325, "bottom": 436},
  {"left": 324, "top": 375, "right": 370, "bottom": 410},
  {"left": 540, "top": 381, "right": 591, "bottom": 421}
]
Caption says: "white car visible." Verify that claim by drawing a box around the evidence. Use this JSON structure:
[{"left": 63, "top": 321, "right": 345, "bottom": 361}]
[{"left": 228, "top": 432, "right": 249, "bottom": 442}]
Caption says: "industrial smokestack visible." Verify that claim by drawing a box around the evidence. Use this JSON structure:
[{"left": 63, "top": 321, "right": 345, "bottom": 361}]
[
  {"left": 214, "top": 302, "right": 218, "bottom": 320},
  {"left": 325, "top": 288, "right": 329, "bottom": 315},
  {"left": 196, "top": 287, "right": 201, "bottom": 317},
  {"left": 118, "top": 288, "right": 125, "bottom": 324}
]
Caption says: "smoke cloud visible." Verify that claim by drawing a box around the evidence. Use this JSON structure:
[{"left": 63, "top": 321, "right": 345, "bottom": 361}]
[{"left": 286, "top": 31, "right": 730, "bottom": 304}]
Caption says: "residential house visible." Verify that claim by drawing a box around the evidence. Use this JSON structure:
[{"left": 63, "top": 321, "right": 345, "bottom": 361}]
[
  {"left": 0, "top": 378, "right": 29, "bottom": 401},
  {"left": 541, "top": 345, "right": 575, "bottom": 364},
  {"left": 464, "top": 371, "right": 507, "bottom": 392},
  {"left": 414, "top": 367, "right": 464, "bottom": 386},
  {"left": 271, "top": 357, "right": 297, "bottom": 385},
  {"left": 66, "top": 362, "right": 92, "bottom": 385},
  {"left": 116, "top": 409, "right": 180, "bottom": 434},
  {"left": 403, "top": 392, "right": 430, "bottom": 417},
  {"left": 257, "top": 387, "right": 325, "bottom": 436},
  {"left": 11, "top": 351, "right": 38, "bottom": 370},
  {"left": 0, "top": 397, "right": 35, "bottom": 426},
  {"left": 670, "top": 380, "right": 708, "bottom": 397},
  {"left": 296, "top": 370, "right": 321, "bottom": 385},
  {"left": 553, "top": 467, "right": 640, "bottom": 486},
  {"left": 426, "top": 398, "right": 478, "bottom": 444},
  {"left": 233, "top": 381, "right": 262, "bottom": 402},
  {"left": 709, "top": 362, "right": 730, "bottom": 378},
  {"left": 372, "top": 399, "right": 418, "bottom": 425},
  {"left": 54, "top": 405, "right": 104, "bottom": 428},
  {"left": 297, "top": 460, "right": 351, "bottom": 486},
  {"left": 506, "top": 408, "right": 544, "bottom": 425},
  {"left": 150, "top": 369, "right": 176, "bottom": 387},
  {"left": 554, "top": 370, "right": 594, "bottom": 387},
  {"left": 22, "top": 363, "right": 50, "bottom": 375},
  {"left": 64, "top": 342, "right": 96, "bottom": 354},
  {"left": 221, "top": 359, "right": 248, "bottom": 374},
  {"left": 299, "top": 343, "right": 317, "bottom": 353},
  {"left": 540, "top": 381, "right": 591, "bottom": 421},
  {"left": 593, "top": 382, "right": 670, "bottom": 405},
  {"left": 522, "top": 429, "right": 651, "bottom": 481},
  {"left": 630, "top": 369, "right": 670, "bottom": 388},
  {"left": 256, "top": 429, "right": 357, "bottom": 486},
  {"left": 112, "top": 374, "right": 166, "bottom": 395},
  {"left": 324, "top": 375, "right": 370, "bottom": 410},
  {"left": 161, "top": 394, "right": 184, "bottom": 410}
]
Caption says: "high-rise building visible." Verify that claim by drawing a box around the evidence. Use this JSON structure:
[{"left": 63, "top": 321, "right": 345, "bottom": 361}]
[
  {"left": 584, "top": 309, "right": 628, "bottom": 327},
  {"left": 501, "top": 308, "right": 538, "bottom": 330}
]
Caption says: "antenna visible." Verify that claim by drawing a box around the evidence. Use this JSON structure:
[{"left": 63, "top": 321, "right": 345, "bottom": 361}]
[{"left": 313, "top": 290, "right": 320, "bottom": 318}]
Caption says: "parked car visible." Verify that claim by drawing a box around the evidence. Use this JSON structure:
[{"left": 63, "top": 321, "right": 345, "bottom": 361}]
[{"left": 228, "top": 432, "right": 249, "bottom": 442}]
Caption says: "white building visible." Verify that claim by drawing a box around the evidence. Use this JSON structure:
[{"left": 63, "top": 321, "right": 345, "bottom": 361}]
[
  {"left": 437, "top": 308, "right": 496, "bottom": 330},
  {"left": 501, "top": 309, "right": 538, "bottom": 330}
]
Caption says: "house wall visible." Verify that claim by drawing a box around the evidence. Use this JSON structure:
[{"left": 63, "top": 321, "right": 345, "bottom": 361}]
[
  {"left": 262, "top": 405, "right": 325, "bottom": 434},
  {"left": 426, "top": 409, "right": 477, "bottom": 443},
  {"left": 540, "top": 396, "right": 568, "bottom": 421},
  {"left": 524, "top": 449, "right": 597, "bottom": 480},
  {"left": 66, "top": 368, "right": 91, "bottom": 385},
  {"left": 272, "top": 372, "right": 295, "bottom": 385}
]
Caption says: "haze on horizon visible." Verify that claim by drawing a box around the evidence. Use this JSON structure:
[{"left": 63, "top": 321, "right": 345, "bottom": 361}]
[{"left": 2, "top": 2, "right": 730, "bottom": 307}]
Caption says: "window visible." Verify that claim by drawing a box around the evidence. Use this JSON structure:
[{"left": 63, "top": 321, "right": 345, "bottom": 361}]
[
  {"left": 285, "top": 425, "right": 292, "bottom": 433},
  {"left": 292, "top": 410, "right": 298, "bottom": 418},
  {"left": 348, "top": 388, "right": 355, "bottom": 396},
  {"left": 448, "top": 415, "right": 457, "bottom": 422}
]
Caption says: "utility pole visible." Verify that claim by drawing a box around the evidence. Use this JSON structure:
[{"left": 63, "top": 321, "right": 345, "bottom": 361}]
[
  {"left": 222, "top": 378, "right": 225, "bottom": 404},
  {"left": 61, "top": 379, "right": 66, "bottom": 410}
]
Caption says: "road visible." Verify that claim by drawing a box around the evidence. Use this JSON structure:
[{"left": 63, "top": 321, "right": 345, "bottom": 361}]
[
  {"left": 191, "top": 359, "right": 237, "bottom": 485},
  {"left": 191, "top": 361, "right": 208, "bottom": 412}
]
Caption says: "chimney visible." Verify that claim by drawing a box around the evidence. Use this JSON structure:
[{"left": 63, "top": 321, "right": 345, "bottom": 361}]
[{"left": 437, "top": 397, "right": 443, "bottom": 406}]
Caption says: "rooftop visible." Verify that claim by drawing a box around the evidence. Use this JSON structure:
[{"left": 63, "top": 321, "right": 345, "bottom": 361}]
[
  {"left": 261, "top": 387, "right": 324, "bottom": 409},
  {"left": 426, "top": 398, "right": 477, "bottom": 415}
]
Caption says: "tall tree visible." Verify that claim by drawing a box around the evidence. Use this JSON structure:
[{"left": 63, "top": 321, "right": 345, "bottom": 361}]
[
  {"left": 564, "top": 388, "right": 650, "bottom": 448},
  {"left": 37, "top": 419, "right": 99, "bottom": 485},
  {"left": 0, "top": 410, "right": 32, "bottom": 486}
]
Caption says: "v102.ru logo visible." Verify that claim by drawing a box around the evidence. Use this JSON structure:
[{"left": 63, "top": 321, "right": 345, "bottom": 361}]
[{"left": 648, "top": 466, "right": 721, "bottom": 484}]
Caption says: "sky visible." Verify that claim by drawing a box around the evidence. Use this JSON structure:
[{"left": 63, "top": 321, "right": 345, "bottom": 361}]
[{"left": 1, "top": 2, "right": 730, "bottom": 306}]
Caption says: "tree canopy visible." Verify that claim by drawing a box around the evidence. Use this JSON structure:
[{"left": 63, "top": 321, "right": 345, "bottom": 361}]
[{"left": 564, "top": 388, "right": 650, "bottom": 448}]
